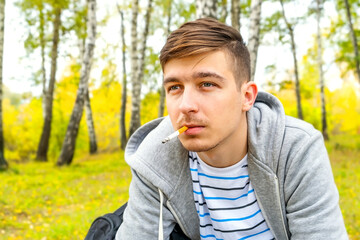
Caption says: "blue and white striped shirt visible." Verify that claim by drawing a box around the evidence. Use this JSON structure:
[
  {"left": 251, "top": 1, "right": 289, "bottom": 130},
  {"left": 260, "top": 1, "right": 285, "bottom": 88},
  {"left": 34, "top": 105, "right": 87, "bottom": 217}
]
[{"left": 189, "top": 151, "right": 275, "bottom": 240}]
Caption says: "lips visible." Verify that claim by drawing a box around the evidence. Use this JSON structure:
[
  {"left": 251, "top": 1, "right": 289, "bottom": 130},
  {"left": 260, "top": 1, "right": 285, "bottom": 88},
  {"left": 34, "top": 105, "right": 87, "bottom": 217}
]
[{"left": 184, "top": 125, "right": 204, "bottom": 135}]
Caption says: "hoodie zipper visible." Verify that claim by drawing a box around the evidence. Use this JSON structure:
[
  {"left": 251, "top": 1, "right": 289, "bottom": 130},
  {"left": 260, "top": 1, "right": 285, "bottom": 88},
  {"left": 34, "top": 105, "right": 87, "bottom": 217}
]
[
  {"left": 273, "top": 175, "right": 289, "bottom": 240},
  {"left": 166, "top": 200, "right": 190, "bottom": 238}
]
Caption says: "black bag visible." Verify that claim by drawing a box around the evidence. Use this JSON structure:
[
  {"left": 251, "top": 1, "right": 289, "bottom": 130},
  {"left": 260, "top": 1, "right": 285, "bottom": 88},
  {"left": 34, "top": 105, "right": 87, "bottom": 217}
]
[
  {"left": 84, "top": 202, "right": 190, "bottom": 240},
  {"left": 85, "top": 203, "right": 128, "bottom": 240}
]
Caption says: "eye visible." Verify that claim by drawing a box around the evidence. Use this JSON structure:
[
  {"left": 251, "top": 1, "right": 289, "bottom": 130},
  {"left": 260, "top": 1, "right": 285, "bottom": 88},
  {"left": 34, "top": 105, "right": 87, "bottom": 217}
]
[
  {"left": 201, "top": 82, "right": 215, "bottom": 88},
  {"left": 167, "top": 85, "right": 181, "bottom": 93}
]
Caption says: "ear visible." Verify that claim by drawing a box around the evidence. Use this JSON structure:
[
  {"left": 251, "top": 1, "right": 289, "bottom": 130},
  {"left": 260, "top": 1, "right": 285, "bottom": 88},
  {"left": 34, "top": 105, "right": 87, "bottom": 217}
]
[{"left": 242, "top": 81, "right": 258, "bottom": 111}]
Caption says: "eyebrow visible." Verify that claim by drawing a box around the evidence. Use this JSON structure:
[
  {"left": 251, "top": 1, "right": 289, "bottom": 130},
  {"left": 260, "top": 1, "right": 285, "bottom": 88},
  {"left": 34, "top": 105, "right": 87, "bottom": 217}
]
[
  {"left": 192, "top": 71, "right": 225, "bottom": 82},
  {"left": 163, "top": 71, "right": 225, "bottom": 86}
]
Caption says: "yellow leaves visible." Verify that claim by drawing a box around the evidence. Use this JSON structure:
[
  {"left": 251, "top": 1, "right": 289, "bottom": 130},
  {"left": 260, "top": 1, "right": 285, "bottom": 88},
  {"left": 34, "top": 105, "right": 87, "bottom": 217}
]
[
  {"left": 141, "top": 91, "right": 161, "bottom": 125},
  {"left": 327, "top": 82, "right": 360, "bottom": 134},
  {"left": 274, "top": 80, "right": 360, "bottom": 135},
  {"left": 92, "top": 80, "right": 122, "bottom": 150}
]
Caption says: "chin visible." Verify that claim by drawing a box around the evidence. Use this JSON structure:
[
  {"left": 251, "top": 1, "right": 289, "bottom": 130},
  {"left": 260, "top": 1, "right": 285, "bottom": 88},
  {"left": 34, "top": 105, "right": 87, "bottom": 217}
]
[{"left": 180, "top": 139, "right": 218, "bottom": 153}]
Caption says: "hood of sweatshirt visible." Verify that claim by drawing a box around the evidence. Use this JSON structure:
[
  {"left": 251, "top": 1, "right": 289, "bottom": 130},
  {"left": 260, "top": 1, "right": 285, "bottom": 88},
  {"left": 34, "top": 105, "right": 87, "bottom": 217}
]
[
  {"left": 124, "top": 91, "right": 288, "bottom": 238},
  {"left": 125, "top": 91, "right": 286, "bottom": 179}
]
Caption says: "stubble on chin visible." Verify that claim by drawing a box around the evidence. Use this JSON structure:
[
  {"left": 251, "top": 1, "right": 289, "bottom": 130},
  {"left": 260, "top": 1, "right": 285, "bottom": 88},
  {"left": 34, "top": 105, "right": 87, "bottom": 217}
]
[{"left": 179, "top": 138, "right": 219, "bottom": 153}]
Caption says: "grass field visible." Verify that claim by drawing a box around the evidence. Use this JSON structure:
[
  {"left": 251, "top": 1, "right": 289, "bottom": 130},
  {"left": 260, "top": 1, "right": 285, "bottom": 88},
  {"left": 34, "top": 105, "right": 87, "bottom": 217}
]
[{"left": 1, "top": 135, "right": 359, "bottom": 239}]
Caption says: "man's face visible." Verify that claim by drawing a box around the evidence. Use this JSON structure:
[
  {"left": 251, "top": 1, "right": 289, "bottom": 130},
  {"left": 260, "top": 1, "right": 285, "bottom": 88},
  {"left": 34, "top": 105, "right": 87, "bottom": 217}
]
[{"left": 163, "top": 50, "right": 250, "bottom": 153}]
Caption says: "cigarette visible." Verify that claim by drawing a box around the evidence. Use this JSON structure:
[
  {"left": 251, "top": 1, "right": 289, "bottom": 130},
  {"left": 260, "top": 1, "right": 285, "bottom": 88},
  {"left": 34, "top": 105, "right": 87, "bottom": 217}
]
[{"left": 162, "top": 126, "right": 188, "bottom": 144}]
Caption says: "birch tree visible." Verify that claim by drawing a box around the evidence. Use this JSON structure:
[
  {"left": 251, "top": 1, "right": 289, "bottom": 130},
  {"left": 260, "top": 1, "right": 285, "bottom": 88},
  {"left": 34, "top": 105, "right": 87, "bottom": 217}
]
[
  {"left": 196, "top": 0, "right": 217, "bottom": 19},
  {"left": 231, "top": 0, "right": 240, "bottom": 30},
  {"left": 0, "top": 0, "right": 7, "bottom": 170},
  {"left": 315, "top": 0, "right": 328, "bottom": 140},
  {"left": 75, "top": 3, "right": 97, "bottom": 154},
  {"left": 129, "top": 0, "right": 153, "bottom": 136},
  {"left": 39, "top": 2, "right": 46, "bottom": 118},
  {"left": 344, "top": 0, "right": 360, "bottom": 83},
  {"left": 247, "top": 0, "right": 263, "bottom": 82},
  {"left": 16, "top": 0, "right": 48, "bottom": 118},
  {"left": 158, "top": 0, "right": 172, "bottom": 118},
  {"left": 279, "top": 0, "right": 303, "bottom": 120},
  {"left": 36, "top": 6, "right": 62, "bottom": 161},
  {"left": 57, "top": 0, "right": 96, "bottom": 166},
  {"left": 117, "top": 6, "right": 127, "bottom": 149},
  {"left": 85, "top": 88, "right": 97, "bottom": 153},
  {"left": 219, "top": 0, "right": 228, "bottom": 23},
  {"left": 128, "top": 0, "right": 139, "bottom": 136}
]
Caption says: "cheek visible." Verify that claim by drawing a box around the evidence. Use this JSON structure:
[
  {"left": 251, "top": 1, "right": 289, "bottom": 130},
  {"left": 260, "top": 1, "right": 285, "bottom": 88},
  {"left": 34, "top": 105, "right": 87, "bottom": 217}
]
[{"left": 166, "top": 100, "right": 179, "bottom": 119}]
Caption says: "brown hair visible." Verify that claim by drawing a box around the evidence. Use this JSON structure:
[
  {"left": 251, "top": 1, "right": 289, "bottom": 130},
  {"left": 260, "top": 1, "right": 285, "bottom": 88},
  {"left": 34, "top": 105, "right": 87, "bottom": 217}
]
[{"left": 159, "top": 18, "right": 251, "bottom": 85}]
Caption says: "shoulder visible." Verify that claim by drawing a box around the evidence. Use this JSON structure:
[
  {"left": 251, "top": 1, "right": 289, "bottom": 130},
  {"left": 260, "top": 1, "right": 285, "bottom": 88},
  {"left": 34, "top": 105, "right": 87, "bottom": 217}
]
[
  {"left": 282, "top": 116, "right": 324, "bottom": 159},
  {"left": 125, "top": 117, "right": 189, "bottom": 194}
]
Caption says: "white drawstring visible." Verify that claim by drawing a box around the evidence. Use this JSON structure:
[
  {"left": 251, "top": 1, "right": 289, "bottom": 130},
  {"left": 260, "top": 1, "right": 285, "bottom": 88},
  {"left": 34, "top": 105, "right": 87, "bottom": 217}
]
[{"left": 158, "top": 189, "right": 164, "bottom": 240}]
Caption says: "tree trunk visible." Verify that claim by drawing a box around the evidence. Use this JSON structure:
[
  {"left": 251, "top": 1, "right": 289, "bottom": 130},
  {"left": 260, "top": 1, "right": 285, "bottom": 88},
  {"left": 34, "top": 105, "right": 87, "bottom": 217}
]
[
  {"left": 117, "top": 6, "right": 127, "bottom": 150},
  {"left": 135, "top": 0, "right": 153, "bottom": 120},
  {"left": 316, "top": 0, "right": 328, "bottom": 140},
  {"left": 247, "top": 0, "right": 262, "bottom": 82},
  {"left": 219, "top": 0, "right": 228, "bottom": 23},
  {"left": 0, "top": 0, "right": 8, "bottom": 170},
  {"left": 280, "top": 0, "right": 303, "bottom": 120},
  {"left": 196, "top": 0, "right": 217, "bottom": 19},
  {"left": 158, "top": 0, "right": 172, "bottom": 118},
  {"left": 39, "top": 3, "right": 47, "bottom": 119},
  {"left": 129, "top": 0, "right": 153, "bottom": 136},
  {"left": 129, "top": 0, "right": 140, "bottom": 136},
  {"left": 231, "top": 0, "right": 240, "bottom": 30},
  {"left": 84, "top": 88, "right": 97, "bottom": 153},
  {"left": 344, "top": 0, "right": 360, "bottom": 84},
  {"left": 57, "top": 0, "right": 96, "bottom": 166},
  {"left": 78, "top": 10, "right": 97, "bottom": 154},
  {"left": 36, "top": 7, "right": 61, "bottom": 161}
]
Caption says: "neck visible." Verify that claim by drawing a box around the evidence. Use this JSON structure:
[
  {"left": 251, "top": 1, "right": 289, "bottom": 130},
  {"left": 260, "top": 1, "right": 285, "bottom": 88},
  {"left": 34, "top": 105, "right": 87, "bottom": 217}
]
[{"left": 197, "top": 117, "right": 248, "bottom": 168}]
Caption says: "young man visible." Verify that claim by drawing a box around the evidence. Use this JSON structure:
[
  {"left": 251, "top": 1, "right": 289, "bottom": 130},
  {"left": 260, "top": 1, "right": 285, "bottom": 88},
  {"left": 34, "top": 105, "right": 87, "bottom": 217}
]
[{"left": 116, "top": 18, "right": 347, "bottom": 240}]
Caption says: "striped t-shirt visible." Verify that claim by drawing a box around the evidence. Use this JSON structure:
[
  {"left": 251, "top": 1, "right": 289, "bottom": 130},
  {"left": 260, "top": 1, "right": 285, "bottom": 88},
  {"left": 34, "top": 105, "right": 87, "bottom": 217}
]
[{"left": 189, "top": 151, "right": 275, "bottom": 240}]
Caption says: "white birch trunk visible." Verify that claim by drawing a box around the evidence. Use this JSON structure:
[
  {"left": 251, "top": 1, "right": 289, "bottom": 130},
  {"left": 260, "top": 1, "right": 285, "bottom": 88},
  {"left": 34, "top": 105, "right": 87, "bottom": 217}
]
[
  {"left": 85, "top": 89, "right": 97, "bottom": 153},
  {"left": 158, "top": 0, "right": 172, "bottom": 118},
  {"left": 247, "top": 0, "right": 262, "bottom": 82},
  {"left": 231, "top": 0, "right": 240, "bottom": 30},
  {"left": 36, "top": 7, "right": 61, "bottom": 161},
  {"left": 316, "top": 0, "right": 328, "bottom": 140},
  {"left": 196, "top": 0, "right": 217, "bottom": 19},
  {"left": 129, "top": 0, "right": 140, "bottom": 136},
  {"left": 219, "top": 0, "right": 228, "bottom": 23},
  {"left": 57, "top": 0, "right": 96, "bottom": 166},
  {"left": 117, "top": 6, "right": 127, "bottom": 150},
  {"left": 39, "top": 4, "right": 47, "bottom": 119},
  {"left": 129, "top": 0, "right": 153, "bottom": 136},
  {"left": 280, "top": 0, "right": 303, "bottom": 120},
  {"left": 0, "top": 0, "right": 8, "bottom": 169},
  {"left": 344, "top": 0, "right": 360, "bottom": 83}
]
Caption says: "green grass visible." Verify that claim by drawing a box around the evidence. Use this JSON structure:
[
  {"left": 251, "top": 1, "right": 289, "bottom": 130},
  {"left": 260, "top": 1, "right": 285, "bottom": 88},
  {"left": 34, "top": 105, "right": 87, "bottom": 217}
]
[
  {"left": 0, "top": 151, "right": 131, "bottom": 239},
  {"left": 0, "top": 134, "right": 359, "bottom": 239},
  {"left": 326, "top": 134, "right": 360, "bottom": 240}
]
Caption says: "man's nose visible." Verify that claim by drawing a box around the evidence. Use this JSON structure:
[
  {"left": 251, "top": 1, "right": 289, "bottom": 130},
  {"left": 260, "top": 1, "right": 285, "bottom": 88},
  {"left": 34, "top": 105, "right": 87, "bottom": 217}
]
[{"left": 178, "top": 88, "right": 198, "bottom": 114}]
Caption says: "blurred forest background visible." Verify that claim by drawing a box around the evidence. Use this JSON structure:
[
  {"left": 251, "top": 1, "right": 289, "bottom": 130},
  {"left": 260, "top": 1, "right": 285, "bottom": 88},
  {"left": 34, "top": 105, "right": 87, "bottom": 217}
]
[{"left": 0, "top": 0, "right": 359, "bottom": 239}]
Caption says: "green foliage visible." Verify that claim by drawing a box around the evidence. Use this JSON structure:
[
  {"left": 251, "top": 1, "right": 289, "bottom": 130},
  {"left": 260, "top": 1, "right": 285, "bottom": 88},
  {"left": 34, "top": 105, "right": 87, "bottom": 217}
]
[{"left": 328, "top": 0, "right": 360, "bottom": 77}]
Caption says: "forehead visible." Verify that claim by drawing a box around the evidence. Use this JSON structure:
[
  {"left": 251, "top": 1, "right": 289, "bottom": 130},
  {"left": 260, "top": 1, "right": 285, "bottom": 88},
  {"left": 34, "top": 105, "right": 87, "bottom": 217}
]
[{"left": 163, "top": 50, "right": 234, "bottom": 81}]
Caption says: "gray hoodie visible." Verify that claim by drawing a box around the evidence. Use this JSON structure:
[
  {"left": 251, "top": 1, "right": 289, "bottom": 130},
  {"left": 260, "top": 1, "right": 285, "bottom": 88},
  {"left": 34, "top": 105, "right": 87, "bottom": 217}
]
[{"left": 116, "top": 92, "right": 348, "bottom": 240}]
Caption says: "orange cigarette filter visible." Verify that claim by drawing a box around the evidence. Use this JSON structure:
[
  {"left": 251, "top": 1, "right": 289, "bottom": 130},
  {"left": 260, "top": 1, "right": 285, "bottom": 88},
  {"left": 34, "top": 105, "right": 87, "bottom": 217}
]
[
  {"left": 178, "top": 126, "right": 188, "bottom": 134},
  {"left": 162, "top": 126, "right": 188, "bottom": 144}
]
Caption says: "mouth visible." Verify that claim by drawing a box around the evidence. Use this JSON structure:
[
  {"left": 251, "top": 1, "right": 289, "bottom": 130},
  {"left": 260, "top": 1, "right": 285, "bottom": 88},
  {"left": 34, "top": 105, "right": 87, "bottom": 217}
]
[{"left": 183, "top": 125, "right": 205, "bottom": 135}]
